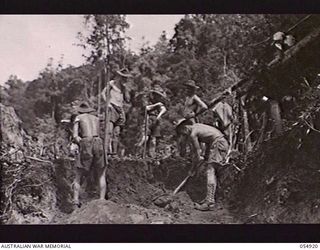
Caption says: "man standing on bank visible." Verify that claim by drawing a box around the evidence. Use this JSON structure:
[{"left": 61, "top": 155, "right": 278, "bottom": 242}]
[
  {"left": 101, "top": 69, "right": 132, "bottom": 156},
  {"left": 175, "top": 119, "right": 229, "bottom": 211},
  {"left": 72, "top": 102, "right": 106, "bottom": 207},
  {"left": 136, "top": 86, "right": 167, "bottom": 158},
  {"left": 183, "top": 80, "right": 208, "bottom": 123}
]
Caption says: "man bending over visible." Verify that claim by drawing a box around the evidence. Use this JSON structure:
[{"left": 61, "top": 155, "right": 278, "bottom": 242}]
[{"left": 175, "top": 119, "right": 229, "bottom": 211}]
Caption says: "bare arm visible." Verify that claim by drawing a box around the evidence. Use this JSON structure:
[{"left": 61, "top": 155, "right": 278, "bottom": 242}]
[
  {"left": 101, "top": 80, "right": 117, "bottom": 102},
  {"left": 73, "top": 118, "right": 81, "bottom": 144},
  {"left": 190, "top": 132, "right": 202, "bottom": 162},
  {"left": 146, "top": 102, "right": 167, "bottom": 119},
  {"left": 123, "top": 85, "right": 131, "bottom": 103},
  {"left": 204, "top": 143, "right": 211, "bottom": 161},
  {"left": 177, "top": 135, "right": 188, "bottom": 157},
  {"left": 194, "top": 95, "right": 208, "bottom": 111},
  {"left": 156, "top": 103, "right": 167, "bottom": 120}
]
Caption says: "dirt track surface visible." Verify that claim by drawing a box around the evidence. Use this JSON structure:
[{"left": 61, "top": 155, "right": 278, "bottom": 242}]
[
  {"left": 7, "top": 128, "right": 320, "bottom": 224},
  {"left": 50, "top": 157, "right": 240, "bottom": 224}
]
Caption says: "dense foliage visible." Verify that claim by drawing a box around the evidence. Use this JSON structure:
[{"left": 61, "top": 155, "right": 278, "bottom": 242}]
[{"left": 2, "top": 14, "right": 320, "bottom": 153}]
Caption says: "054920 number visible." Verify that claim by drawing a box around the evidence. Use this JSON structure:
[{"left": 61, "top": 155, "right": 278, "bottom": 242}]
[{"left": 300, "top": 244, "right": 318, "bottom": 248}]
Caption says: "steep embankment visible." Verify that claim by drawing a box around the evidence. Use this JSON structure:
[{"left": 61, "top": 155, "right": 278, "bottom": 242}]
[
  {"left": 1, "top": 104, "right": 57, "bottom": 224},
  {"left": 228, "top": 126, "right": 320, "bottom": 223},
  {"left": 7, "top": 100, "right": 320, "bottom": 224},
  {"left": 0, "top": 103, "right": 239, "bottom": 225},
  {"left": 52, "top": 157, "right": 239, "bottom": 224}
]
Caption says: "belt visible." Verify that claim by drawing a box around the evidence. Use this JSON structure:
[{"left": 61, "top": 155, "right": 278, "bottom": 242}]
[{"left": 82, "top": 135, "right": 99, "bottom": 139}]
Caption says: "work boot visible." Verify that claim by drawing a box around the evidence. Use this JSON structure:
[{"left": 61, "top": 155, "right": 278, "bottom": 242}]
[
  {"left": 194, "top": 183, "right": 216, "bottom": 211},
  {"left": 197, "top": 198, "right": 207, "bottom": 205},
  {"left": 194, "top": 201, "right": 215, "bottom": 211}
]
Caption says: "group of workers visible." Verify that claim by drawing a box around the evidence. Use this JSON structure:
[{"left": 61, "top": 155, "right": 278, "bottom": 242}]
[{"left": 70, "top": 69, "right": 235, "bottom": 212}]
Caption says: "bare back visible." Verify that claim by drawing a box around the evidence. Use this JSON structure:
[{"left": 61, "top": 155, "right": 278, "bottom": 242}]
[
  {"left": 191, "top": 123, "right": 225, "bottom": 144},
  {"left": 76, "top": 113, "right": 100, "bottom": 138}
]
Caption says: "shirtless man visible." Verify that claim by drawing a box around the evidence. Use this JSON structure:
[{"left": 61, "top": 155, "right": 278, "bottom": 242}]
[
  {"left": 175, "top": 119, "right": 229, "bottom": 211},
  {"left": 183, "top": 80, "right": 208, "bottom": 123},
  {"left": 101, "top": 69, "right": 131, "bottom": 156},
  {"left": 73, "top": 102, "right": 106, "bottom": 207},
  {"left": 179, "top": 80, "right": 208, "bottom": 156},
  {"left": 136, "top": 86, "right": 167, "bottom": 157}
]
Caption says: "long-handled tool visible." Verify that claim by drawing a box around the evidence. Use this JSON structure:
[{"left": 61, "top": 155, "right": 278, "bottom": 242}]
[
  {"left": 142, "top": 109, "right": 148, "bottom": 159},
  {"left": 225, "top": 127, "right": 234, "bottom": 164},
  {"left": 153, "top": 160, "right": 206, "bottom": 207},
  {"left": 173, "top": 160, "right": 205, "bottom": 195}
]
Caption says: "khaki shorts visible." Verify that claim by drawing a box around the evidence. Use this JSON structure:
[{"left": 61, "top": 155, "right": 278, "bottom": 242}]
[
  {"left": 140, "top": 116, "right": 161, "bottom": 138},
  {"left": 108, "top": 104, "right": 125, "bottom": 127},
  {"left": 207, "top": 137, "right": 229, "bottom": 164},
  {"left": 78, "top": 137, "right": 104, "bottom": 171}
]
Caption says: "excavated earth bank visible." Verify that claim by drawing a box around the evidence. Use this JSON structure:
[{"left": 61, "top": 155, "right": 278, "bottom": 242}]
[{"left": 51, "top": 157, "right": 240, "bottom": 224}]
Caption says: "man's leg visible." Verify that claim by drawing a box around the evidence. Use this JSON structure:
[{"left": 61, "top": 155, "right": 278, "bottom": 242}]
[
  {"left": 148, "top": 136, "right": 157, "bottom": 158},
  {"left": 73, "top": 168, "right": 85, "bottom": 207},
  {"left": 97, "top": 167, "right": 107, "bottom": 200},
  {"left": 105, "top": 121, "right": 114, "bottom": 154},
  {"left": 112, "top": 125, "right": 120, "bottom": 155},
  {"left": 195, "top": 163, "right": 217, "bottom": 211},
  {"left": 206, "top": 164, "right": 217, "bottom": 204},
  {"left": 94, "top": 138, "right": 108, "bottom": 200}
]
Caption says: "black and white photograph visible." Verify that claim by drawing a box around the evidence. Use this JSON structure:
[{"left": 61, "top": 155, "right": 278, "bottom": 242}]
[{"left": 1, "top": 14, "right": 320, "bottom": 227}]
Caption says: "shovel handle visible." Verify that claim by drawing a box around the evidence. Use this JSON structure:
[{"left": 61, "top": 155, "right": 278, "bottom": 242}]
[
  {"left": 173, "top": 175, "right": 190, "bottom": 195},
  {"left": 173, "top": 160, "right": 205, "bottom": 195}
]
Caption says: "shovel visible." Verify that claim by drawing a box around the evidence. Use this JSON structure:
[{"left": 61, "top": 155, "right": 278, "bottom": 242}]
[
  {"left": 173, "top": 160, "right": 205, "bottom": 195},
  {"left": 153, "top": 160, "right": 205, "bottom": 207}
]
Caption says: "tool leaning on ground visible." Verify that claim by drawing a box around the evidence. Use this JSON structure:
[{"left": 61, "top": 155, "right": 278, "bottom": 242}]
[
  {"left": 173, "top": 160, "right": 206, "bottom": 195},
  {"left": 143, "top": 108, "right": 148, "bottom": 159},
  {"left": 153, "top": 160, "right": 206, "bottom": 207}
]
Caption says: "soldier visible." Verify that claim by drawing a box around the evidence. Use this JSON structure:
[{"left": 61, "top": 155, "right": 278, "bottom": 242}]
[
  {"left": 179, "top": 80, "right": 208, "bottom": 157},
  {"left": 101, "top": 69, "right": 132, "bottom": 156},
  {"left": 269, "top": 31, "right": 296, "bottom": 67},
  {"left": 72, "top": 102, "right": 106, "bottom": 207},
  {"left": 183, "top": 80, "right": 208, "bottom": 123},
  {"left": 175, "top": 119, "right": 229, "bottom": 211},
  {"left": 212, "top": 100, "right": 235, "bottom": 145},
  {"left": 136, "top": 86, "right": 167, "bottom": 158}
]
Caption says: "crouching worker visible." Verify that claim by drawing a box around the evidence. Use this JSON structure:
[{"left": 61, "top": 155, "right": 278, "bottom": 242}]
[
  {"left": 175, "top": 119, "right": 229, "bottom": 211},
  {"left": 72, "top": 102, "right": 107, "bottom": 208}
]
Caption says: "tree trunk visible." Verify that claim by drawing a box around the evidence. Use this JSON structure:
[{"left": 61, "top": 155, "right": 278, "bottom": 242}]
[
  {"left": 241, "top": 95, "right": 252, "bottom": 154},
  {"left": 269, "top": 99, "right": 283, "bottom": 135},
  {"left": 98, "top": 73, "right": 101, "bottom": 115}
]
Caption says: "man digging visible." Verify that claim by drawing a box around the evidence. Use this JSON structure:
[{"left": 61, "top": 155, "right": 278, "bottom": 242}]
[
  {"left": 72, "top": 102, "right": 107, "bottom": 208},
  {"left": 175, "top": 119, "right": 229, "bottom": 211}
]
